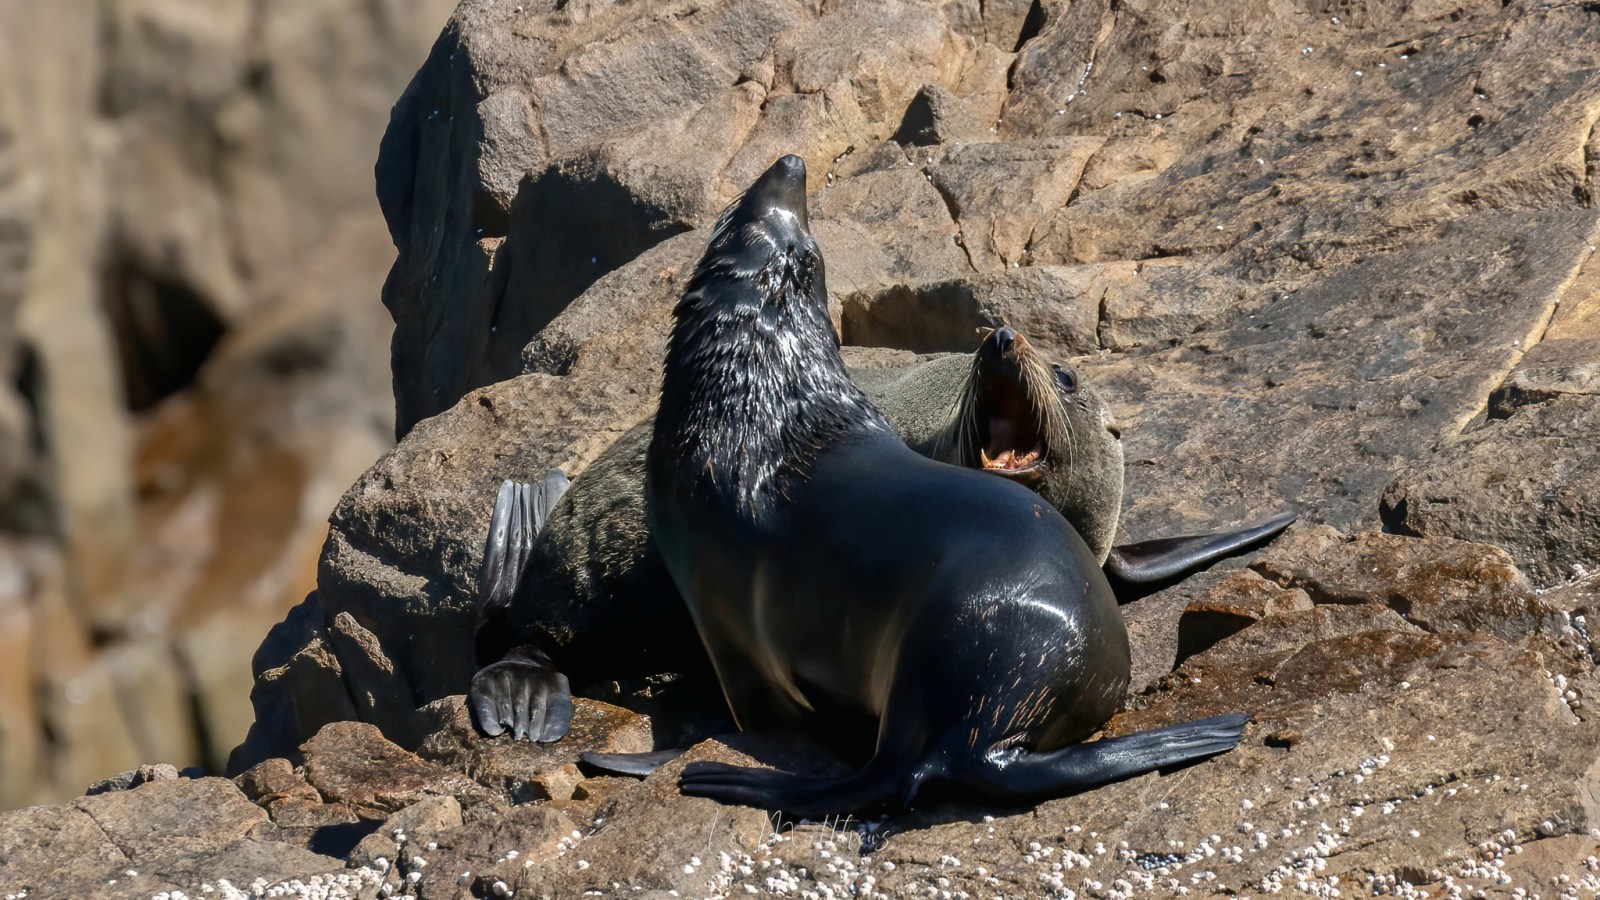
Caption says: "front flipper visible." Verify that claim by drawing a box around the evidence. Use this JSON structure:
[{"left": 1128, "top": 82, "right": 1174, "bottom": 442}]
[
  {"left": 579, "top": 749, "right": 686, "bottom": 778},
  {"left": 1105, "top": 510, "right": 1297, "bottom": 585},
  {"left": 469, "top": 647, "right": 573, "bottom": 742},
  {"left": 479, "top": 471, "right": 572, "bottom": 613},
  {"left": 956, "top": 713, "right": 1248, "bottom": 803},
  {"left": 472, "top": 470, "right": 574, "bottom": 743}
]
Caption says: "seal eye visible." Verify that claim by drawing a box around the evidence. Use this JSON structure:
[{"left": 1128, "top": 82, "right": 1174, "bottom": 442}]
[{"left": 1053, "top": 364, "right": 1078, "bottom": 394}]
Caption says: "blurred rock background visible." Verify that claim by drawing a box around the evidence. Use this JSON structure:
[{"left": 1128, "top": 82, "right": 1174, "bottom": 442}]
[{"left": 0, "top": 0, "right": 457, "bottom": 808}]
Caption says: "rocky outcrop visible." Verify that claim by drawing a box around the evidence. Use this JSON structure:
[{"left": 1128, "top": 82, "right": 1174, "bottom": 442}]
[
  {"left": 373, "top": 0, "right": 1600, "bottom": 553},
  {"left": 1382, "top": 272, "right": 1600, "bottom": 586},
  {"left": 246, "top": 0, "right": 1600, "bottom": 760},
  {"left": 0, "top": 0, "right": 458, "bottom": 806},
  {"left": 8, "top": 521, "right": 1600, "bottom": 897}
]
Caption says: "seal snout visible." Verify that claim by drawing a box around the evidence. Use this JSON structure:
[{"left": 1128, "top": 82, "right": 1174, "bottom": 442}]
[
  {"left": 992, "top": 326, "right": 1018, "bottom": 359},
  {"left": 970, "top": 326, "right": 1050, "bottom": 485},
  {"left": 739, "top": 154, "right": 810, "bottom": 230}
]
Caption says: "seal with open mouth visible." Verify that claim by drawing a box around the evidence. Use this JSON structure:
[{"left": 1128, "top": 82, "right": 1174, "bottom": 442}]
[{"left": 633, "top": 155, "right": 1246, "bottom": 815}]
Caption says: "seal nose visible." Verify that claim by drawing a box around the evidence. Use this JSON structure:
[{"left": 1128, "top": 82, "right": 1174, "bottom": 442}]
[
  {"left": 992, "top": 326, "right": 1017, "bottom": 357},
  {"left": 741, "top": 155, "right": 809, "bottom": 229}
]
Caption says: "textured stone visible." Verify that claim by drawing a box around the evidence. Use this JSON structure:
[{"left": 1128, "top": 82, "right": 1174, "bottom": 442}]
[
  {"left": 0, "top": 776, "right": 342, "bottom": 897},
  {"left": 1251, "top": 525, "right": 1568, "bottom": 643},
  {"left": 1174, "top": 569, "right": 1314, "bottom": 665},
  {"left": 234, "top": 757, "right": 319, "bottom": 807},
  {"left": 299, "top": 722, "right": 499, "bottom": 817},
  {"left": 416, "top": 695, "right": 652, "bottom": 805},
  {"left": 1383, "top": 393, "right": 1600, "bottom": 589}
]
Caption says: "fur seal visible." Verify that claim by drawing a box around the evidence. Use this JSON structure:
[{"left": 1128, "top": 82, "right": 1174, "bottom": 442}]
[{"left": 636, "top": 155, "right": 1245, "bottom": 815}]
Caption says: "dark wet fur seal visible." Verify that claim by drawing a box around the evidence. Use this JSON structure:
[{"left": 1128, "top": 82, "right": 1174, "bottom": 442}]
[
  {"left": 632, "top": 155, "right": 1246, "bottom": 815},
  {"left": 470, "top": 331, "right": 1132, "bottom": 743}
]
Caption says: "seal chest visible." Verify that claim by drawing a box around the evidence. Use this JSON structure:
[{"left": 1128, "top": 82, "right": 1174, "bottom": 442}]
[{"left": 642, "top": 155, "right": 1249, "bottom": 816}]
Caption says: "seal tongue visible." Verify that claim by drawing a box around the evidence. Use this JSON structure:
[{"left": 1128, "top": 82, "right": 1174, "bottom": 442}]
[{"left": 739, "top": 155, "right": 809, "bottom": 229}]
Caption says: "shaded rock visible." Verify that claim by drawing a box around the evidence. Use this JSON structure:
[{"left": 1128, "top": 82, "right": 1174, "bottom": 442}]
[
  {"left": 229, "top": 592, "right": 358, "bottom": 774},
  {"left": 234, "top": 757, "right": 319, "bottom": 807},
  {"left": 415, "top": 695, "right": 652, "bottom": 805},
  {"left": 327, "top": 610, "right": 420, "bottom": 747},
  {"left": 347, "top": 794, "right": 464, "bottom": 871},
  {"left": 1121, "top": 564, "right": 1238, "bottom": 694},
  {"left": 1174, "top": 569, "right": 1313, "bottom": 665},
  {"left": 840, "top": 265, "right": 1104, "bottom": 356},
  {"left": 86, "top": 763, "right": 181, "bottom": 796},
  {"left": 890, "top": 83, "right": 987, "bottom": 147},
  {"left": 1383, "top": 393, "right": 1600, "bottom": 589}
]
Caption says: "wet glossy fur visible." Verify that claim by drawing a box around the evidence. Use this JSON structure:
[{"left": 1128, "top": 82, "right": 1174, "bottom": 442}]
[{"left": 642, "top": 156, "right": 1245, "bottom": 815}]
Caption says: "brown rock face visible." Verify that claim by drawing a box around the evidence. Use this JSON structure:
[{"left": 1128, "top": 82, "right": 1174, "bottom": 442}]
[
  {"left": 372, "top": 0, "right": 1600, "bottom": 581},
  {"left": 0, "top": 0, "right": 457, "bottom": 806}
]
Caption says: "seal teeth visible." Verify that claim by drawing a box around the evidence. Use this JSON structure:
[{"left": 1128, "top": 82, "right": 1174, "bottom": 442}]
[{"left": 981, "top": 445, "right": 1044, "bottom": 472}]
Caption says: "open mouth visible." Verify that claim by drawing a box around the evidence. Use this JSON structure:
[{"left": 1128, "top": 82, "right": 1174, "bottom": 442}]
[{"left": 976, "top": 371, "right": 1047, "bottom": 485}]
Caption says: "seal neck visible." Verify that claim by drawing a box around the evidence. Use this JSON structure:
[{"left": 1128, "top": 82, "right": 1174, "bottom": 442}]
[{"left": 652, "top": 213, "right": 887, "bottom": 520}]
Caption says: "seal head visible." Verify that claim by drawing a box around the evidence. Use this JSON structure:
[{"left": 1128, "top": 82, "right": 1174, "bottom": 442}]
[
  {"left": 945, "top": 326, "right": 1124, "bottom": 563},
  {"left": 650, "top": 154, "right": 887, "bottom": 523}
]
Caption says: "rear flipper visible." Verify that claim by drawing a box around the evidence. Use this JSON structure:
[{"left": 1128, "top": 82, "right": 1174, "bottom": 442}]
[
  {"left": 470, "top": 648, "right": 574, "bottom": 741},
  {"left": 471, "top": 471, "right": 574, "bottom": 742},
  {"left": 679, "top": 714, "right": 1247, "bottom": 816},
  {"left": 955, "top": 713, "right": 1248, "bottom": 803},
  {"left": 579, "top": 749, "right": 686, "bottom": 778},
  {"left": 1106, "top": 511, "right": 1297, "bottom": 585},
  {"left": 680, "top": 753, "right": 912, "bottom": 819}
]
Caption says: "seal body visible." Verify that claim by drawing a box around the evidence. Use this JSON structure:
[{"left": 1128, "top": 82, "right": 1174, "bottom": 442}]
[
  {"left": 643, "top": 156, "right": 1244, "bottom": 814},
  {"left": 472, "top": 334, "right": 1127, "bottom": 743}
]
